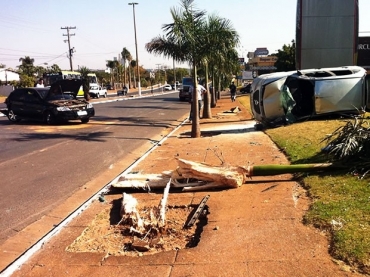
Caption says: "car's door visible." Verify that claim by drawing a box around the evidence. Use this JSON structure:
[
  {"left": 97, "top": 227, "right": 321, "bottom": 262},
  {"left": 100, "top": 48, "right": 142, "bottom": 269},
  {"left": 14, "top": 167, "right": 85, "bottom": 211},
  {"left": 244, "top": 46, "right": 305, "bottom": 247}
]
[
  {"left": 22, "top": 89, "right": 44, "bottom": 120},
  {"left": 8, "top": 89, "right": 27, "bottom": 116}
]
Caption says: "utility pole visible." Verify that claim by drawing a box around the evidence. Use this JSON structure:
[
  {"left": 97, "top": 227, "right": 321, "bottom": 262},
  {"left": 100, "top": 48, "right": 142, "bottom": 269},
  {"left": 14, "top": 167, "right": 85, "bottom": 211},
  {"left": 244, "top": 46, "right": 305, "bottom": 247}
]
[
  {"left": 128, "top": 3, "right": 141, "bottom": 96},
  {"left": 61, "top": 26, "right": 76, "bottom": 71}
]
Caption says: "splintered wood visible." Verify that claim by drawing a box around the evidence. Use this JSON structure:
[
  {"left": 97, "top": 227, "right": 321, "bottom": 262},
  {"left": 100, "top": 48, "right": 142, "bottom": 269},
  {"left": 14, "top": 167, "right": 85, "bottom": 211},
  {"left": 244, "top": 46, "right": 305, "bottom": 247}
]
[
  {"left": 112, "top": 158, "right": 249, "bottom": 191},
  {"left": 119, "top": 180, "right": 171, "bottom": 252}
]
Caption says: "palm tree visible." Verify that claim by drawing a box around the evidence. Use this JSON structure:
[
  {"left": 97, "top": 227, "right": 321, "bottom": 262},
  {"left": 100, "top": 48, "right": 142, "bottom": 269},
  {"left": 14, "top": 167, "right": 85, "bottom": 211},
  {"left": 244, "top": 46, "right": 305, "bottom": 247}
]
[
  {"left": 203, "top": 14, "right": 239, "bottom": 109},
  {"left": 146, "top": 0, "right": 206, "bottom": 138},
  {"left": 18, "top": 56, "right": 35, "bottom": 77},
  {"left": 146, "top": 1, "right": 240, "bottom": 136},
  {"left": 121, "top": 48, "right": 132, "bottom": 86},
  {"left": 106, "top": 60, "right": 117, "bottom": 86}
]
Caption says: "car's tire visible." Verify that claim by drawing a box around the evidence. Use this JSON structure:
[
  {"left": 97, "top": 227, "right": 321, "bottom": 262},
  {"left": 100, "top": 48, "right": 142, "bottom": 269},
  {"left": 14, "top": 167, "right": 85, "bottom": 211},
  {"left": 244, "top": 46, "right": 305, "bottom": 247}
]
[
  {"left": 254, "top": 123, "right": 264, "bottom": 131},
  {"left": 81, "top": 118, "right": 90, "bottom": 123},
  {"left": 104, "top": 92, "right": 107, "bottom": 98},
  {"left": 44, "top": 111, "right": 56, "bottom": 125},
  {"left": 7, "top": 109, "right": 21, "bottom": 123},
  {"left": 96, "top": 93, "right": 100, "bottom": 99}
]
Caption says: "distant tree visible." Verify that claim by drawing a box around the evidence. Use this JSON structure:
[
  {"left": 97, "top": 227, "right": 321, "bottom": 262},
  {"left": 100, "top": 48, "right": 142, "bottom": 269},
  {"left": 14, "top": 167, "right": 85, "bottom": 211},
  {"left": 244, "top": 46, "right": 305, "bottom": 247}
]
[
  {"left": 49, "top": 64, "right": 61, "bottom": 73},
  {"left": 106, "top": 60, "right": 117, "bottom": 85},
  {"left": 273, "top": 40, "right": 296, "bottom": 72},
  {"left": 95, "top": 71, "right": 110, "bottom": 85},
  {"left": 18, "top": 74, "right": 35, "bottom": 88},
  {"left": 121, "top": 48, "right": 132, "bottom": 86},
  {"left": 0, "top": 64, "right": 5, "bottom": 69},
  {"left": 18, "top": 56, "right": 35, "bottom": 77},
  {"left": 130, "top": 60, "right": 137, "bottom": 88},
  {"left": 79, "top": 66, "right": 91, "bottom": 101}
]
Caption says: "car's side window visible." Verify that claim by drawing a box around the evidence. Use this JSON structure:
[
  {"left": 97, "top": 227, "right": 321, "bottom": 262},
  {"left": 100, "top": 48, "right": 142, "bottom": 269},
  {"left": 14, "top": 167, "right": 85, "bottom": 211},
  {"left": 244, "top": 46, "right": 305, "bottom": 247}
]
[{"left": 25, "top": 90, "right": 39, "bottom": 103}]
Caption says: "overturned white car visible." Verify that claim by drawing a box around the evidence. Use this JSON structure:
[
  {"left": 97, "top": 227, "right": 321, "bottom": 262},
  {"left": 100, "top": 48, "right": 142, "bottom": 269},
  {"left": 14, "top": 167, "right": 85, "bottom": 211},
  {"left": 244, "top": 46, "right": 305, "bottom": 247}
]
[{"left": 250, "top": 66, "right": 370, "bottom": 127}]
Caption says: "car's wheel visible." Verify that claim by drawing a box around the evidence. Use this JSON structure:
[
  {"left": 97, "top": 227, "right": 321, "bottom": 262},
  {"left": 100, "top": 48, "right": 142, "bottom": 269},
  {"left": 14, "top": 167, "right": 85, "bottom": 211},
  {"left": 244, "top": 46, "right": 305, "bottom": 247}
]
[
  {"left": 254, "top": 123, "right": 264, "bottom": 131},
  {"left": 104, "top": 92, "right": 107, "bottom": 98},
  {"left": 81, "top": 118, "right": 90, "bottom": 123},
  {"left": 44, "top": 111, "right": 56, "bottom": 125},
  {"left": 7, "top": 109, "right": 21, "bottom": 123},
  {"left": 96, "top": 93, "right": 100, "bottom": 99}
]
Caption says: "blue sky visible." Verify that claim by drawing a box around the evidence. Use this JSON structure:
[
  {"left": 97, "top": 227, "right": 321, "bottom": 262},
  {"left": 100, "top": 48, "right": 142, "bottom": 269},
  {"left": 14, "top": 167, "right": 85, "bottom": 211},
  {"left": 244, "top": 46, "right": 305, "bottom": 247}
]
[{"left": 1, "top": 0, "right": 370, "bottom": 71}]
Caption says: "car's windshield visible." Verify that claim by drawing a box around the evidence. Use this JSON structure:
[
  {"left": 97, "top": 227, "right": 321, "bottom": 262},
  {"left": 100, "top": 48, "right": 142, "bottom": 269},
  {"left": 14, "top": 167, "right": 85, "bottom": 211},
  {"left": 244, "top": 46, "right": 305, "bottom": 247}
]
[{"left": 43, "top": 86, "right": 74, "bottom": 100}]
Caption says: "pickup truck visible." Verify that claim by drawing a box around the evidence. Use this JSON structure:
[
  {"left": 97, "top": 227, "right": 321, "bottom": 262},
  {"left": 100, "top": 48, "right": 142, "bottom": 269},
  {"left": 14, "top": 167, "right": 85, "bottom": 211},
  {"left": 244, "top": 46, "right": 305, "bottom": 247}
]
[{"left": 179, "top": 77, "right": 193, "bottom": 101}]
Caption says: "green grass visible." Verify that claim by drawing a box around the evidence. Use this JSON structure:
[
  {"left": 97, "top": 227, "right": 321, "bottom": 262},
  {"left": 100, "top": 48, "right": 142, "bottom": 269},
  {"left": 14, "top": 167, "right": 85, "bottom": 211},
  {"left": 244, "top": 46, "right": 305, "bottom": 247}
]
[{"left": 238, "top": 95, "right": 370, "bottom": 273}]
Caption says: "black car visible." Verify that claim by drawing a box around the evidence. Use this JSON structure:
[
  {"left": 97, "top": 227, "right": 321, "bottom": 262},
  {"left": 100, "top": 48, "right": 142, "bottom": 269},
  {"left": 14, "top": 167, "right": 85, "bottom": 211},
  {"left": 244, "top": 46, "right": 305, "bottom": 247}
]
[{"left": 4, "top": 79, "right": 95, "bottom": 124}]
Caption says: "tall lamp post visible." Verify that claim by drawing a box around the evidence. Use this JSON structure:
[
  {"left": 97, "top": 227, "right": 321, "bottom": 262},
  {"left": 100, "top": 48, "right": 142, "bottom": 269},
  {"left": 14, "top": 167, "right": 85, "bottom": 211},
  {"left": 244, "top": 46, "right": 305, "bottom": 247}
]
[{"left": 128, "top": 2, "right": 141, "bottom": 96}]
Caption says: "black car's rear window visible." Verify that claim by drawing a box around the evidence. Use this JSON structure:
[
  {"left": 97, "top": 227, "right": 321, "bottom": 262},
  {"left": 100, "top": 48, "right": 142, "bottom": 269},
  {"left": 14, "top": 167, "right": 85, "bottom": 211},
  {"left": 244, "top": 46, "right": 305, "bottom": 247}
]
[{"left": 36, "top": 88, "right": 50, "bottom": 99}]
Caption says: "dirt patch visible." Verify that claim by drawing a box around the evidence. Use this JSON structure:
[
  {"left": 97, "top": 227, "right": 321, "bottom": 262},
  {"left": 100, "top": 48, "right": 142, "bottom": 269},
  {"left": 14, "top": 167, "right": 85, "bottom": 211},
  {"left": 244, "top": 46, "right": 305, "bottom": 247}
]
[{"left": 66, "top": 197, "right": 207, "bottom": 257}]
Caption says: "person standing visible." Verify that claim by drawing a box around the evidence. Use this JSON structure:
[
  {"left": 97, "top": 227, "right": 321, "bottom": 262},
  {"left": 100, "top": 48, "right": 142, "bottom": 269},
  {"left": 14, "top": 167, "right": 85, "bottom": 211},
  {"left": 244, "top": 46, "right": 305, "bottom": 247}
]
[
  {"left": 229, "top": 81, "right": 236, "bottom": 102},
  {"left": 35, "top": 78, "right": 44, "bottom": 88},
  {"left": 189, "top": 83, "right": 206, "bottom": 122}
]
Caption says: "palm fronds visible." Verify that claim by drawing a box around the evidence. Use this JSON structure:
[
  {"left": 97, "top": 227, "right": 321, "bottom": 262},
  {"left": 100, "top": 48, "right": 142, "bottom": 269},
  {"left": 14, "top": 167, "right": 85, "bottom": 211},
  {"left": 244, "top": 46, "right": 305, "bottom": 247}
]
[{"left": 321, "top": 115, "right": 370, "bottom": 177}]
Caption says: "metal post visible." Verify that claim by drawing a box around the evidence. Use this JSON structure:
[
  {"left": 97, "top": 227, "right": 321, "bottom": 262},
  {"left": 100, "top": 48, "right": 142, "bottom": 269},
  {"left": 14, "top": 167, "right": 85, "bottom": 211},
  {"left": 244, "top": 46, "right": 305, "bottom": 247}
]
[{"left": 128, "top": 2, "right": 141, "bottom": 96}]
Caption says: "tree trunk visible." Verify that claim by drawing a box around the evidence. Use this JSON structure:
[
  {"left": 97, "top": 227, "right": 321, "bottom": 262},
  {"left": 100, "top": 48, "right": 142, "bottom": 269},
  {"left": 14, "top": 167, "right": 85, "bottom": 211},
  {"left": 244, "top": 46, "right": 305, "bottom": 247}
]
[
  {"left": 128, "top": 66, "right": 132, "bottom": 89},
  {"left": 217, "top": 75, "right": 221, "bottom": 100},
  {"left": 202, "top": 62, "right": 212, "bottom": 119},
  {"left": 123, "top": 60, "right": 127, "bottom": 86},
  {"left": 191, "top": 63, "right": 201, "bottom": 138},
  {"left": 211, "top": 72, "right": 217, "bottom": 108},
  {"left": 112, "top": 159, "right": 335, "bottom": 192}
]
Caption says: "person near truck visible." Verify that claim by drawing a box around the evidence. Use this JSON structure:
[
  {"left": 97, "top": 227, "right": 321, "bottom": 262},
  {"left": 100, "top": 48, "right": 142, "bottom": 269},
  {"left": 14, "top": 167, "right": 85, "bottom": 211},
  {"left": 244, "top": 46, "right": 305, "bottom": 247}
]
[
  {"left": 35, "top": 78, "right": 44, "bottom": 88},
  {"left": 188, "top": 84, "right": 206, "bottom": 122}
]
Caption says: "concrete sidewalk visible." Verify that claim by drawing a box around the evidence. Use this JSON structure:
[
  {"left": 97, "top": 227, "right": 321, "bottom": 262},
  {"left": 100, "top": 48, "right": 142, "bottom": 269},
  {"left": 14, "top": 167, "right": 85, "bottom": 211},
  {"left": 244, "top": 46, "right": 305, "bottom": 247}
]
[{"left": 3, "top": 93, "right": 361, "bottom": 277}]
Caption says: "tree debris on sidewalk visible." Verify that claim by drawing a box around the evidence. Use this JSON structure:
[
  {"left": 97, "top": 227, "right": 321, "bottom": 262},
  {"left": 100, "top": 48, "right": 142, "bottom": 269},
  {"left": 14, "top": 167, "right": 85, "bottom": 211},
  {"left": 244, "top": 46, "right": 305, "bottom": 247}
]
[
  {"left": 67, "top": 179, "right": 205, "bottom": 256},
  {"left": 111, "top": 158, "right": 334, "bottom": 191}
]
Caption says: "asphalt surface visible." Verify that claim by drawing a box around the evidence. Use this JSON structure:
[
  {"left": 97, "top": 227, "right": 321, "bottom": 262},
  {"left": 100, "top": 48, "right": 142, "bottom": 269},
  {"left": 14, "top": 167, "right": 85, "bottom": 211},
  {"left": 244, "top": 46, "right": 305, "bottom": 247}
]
[{"left": 0, "top": 88, "right": 186, "bottom": 253}]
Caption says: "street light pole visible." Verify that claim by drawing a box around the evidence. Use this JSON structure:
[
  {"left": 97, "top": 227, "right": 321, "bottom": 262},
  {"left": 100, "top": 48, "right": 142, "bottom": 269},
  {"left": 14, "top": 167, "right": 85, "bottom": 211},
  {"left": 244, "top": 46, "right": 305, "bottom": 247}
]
[{"left": 128, "top": 2, "right": 141, "bottom": 96}]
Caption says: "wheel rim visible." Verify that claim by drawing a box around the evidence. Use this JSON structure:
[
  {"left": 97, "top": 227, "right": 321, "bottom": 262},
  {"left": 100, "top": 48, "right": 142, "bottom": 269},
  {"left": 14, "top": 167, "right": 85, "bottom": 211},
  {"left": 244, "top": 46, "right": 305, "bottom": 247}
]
[{"left": 8, "top": 110, "right": 18, "bottom": 122}]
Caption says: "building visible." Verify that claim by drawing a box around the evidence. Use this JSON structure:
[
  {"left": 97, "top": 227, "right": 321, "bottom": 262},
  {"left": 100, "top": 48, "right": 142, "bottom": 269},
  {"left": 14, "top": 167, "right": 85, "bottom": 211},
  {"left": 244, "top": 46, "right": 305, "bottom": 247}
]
[
  {"left": 246, "top": 48, "right": 277, "bottom": 78},
  {"left": 0, "top": 69, "right": 20, "bottom": 83}
]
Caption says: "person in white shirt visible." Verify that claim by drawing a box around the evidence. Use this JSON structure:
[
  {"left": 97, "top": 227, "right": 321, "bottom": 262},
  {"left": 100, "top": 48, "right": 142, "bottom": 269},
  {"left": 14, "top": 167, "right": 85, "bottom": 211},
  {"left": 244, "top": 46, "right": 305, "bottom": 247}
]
[
  {"left": 189, "top": 83, "right": 206, "bottom": 121},
  {"left": 36, "top": 78, "right": 44, "bottom": 88}
]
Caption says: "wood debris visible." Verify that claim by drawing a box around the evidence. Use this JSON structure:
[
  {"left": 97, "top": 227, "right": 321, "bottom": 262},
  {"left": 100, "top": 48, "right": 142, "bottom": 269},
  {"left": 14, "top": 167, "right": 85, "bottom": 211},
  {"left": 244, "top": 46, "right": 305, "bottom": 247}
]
[
  {"left": 118, "top": 180, "right": 172, "bottom": 252},
  {"left": 112, "top": 158, "right": 248, "bottom": 191}
]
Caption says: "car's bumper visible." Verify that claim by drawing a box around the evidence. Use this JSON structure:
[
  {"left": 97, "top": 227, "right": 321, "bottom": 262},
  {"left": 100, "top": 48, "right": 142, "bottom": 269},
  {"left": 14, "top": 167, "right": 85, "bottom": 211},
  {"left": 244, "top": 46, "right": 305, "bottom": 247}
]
[
  {"left": 54, "top": 108, "right": 95, "bottom": 121},
  {"left": 179, "top": 91, "right": 191, "bottom": 100}
]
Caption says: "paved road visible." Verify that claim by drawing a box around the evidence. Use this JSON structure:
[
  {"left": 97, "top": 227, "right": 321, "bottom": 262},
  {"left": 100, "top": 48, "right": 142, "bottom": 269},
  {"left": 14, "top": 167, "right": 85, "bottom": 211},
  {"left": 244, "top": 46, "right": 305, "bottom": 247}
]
[{"left": 0, "top": 91, "right": 189, "bottom": 245}]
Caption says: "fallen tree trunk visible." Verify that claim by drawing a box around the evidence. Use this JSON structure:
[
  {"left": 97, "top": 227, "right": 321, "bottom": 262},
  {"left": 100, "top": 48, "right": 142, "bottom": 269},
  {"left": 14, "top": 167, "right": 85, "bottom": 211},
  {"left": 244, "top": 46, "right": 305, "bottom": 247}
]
[{"left": 111, "top": 158, "right": 334, "bottom": 191}]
